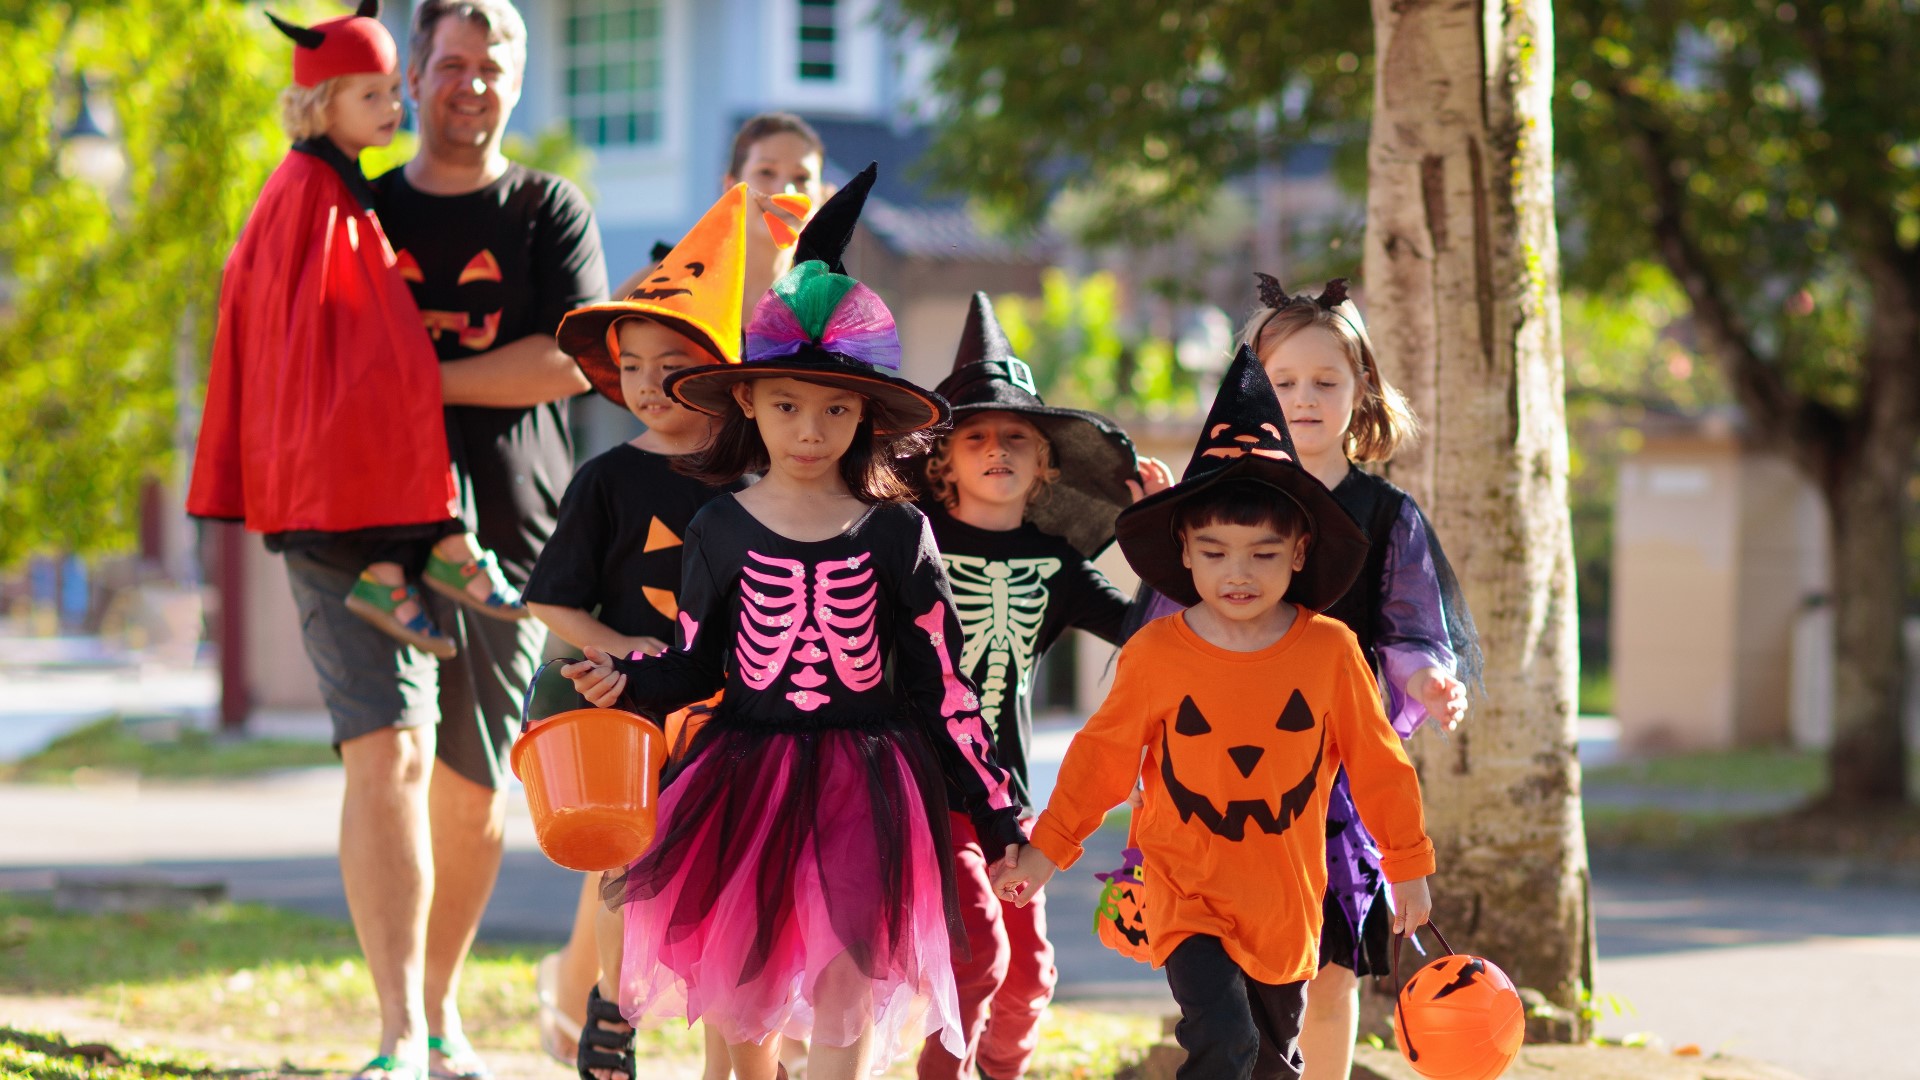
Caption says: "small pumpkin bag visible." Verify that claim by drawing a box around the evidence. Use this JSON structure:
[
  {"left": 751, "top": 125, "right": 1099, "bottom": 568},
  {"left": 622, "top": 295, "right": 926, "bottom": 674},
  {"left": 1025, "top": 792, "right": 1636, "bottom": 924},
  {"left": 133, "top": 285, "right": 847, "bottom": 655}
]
[{"left": 1091, "top": 846, "right": 1152, "bottom": 963}]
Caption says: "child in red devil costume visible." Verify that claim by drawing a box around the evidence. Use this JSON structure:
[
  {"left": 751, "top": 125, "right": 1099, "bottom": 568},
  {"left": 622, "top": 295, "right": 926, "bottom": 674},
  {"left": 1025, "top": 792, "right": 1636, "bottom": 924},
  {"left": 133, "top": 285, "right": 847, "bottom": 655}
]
[{"left": 189, "top": 0, "right": 527, "bottom": 660}]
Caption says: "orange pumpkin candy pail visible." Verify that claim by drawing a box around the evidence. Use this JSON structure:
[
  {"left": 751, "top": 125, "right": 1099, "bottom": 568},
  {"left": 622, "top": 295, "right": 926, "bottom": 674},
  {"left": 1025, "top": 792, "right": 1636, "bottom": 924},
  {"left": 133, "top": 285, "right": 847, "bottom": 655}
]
[
  {"left": 511, "top": 658, "right": 668, "bottom": 873},
  {"left": 1091, "top": 847, "right": 1153, "bottom": 963}
]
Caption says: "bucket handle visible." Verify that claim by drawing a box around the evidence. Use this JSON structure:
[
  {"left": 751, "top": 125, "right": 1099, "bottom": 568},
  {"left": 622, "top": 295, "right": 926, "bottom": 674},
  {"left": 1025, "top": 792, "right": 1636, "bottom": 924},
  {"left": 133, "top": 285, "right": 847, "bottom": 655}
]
[
  {"left": 1388, "top": 917, "right": 1455, "bottom": 999},
  {"left": 520, "top": 656, "right": 583, "bottom": 735}
]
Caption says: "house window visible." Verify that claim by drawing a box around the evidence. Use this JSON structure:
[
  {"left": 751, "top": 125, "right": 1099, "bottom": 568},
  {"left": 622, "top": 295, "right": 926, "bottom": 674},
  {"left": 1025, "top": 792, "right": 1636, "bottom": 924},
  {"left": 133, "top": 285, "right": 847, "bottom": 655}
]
[
  {"left": 565, "top": 0, "right": 663, "bottom": 147},
  {"left": 797, "top": 0, "right": 836, "bottom": 81}
]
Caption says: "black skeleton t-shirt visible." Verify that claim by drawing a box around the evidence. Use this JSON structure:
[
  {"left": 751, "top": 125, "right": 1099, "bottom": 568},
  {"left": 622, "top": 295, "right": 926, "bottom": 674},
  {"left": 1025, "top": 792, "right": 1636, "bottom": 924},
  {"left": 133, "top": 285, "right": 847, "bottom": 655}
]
[{"left": 922, "top": 502, "right": 1130, "bottom": 807}]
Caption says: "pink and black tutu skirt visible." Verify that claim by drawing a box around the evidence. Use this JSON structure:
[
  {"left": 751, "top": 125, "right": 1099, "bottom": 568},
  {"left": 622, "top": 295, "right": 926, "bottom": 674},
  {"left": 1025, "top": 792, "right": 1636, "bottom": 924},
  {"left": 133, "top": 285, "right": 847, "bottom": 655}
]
[{"left": 605, "top": 713, "right": 966, "bottom": 1062}]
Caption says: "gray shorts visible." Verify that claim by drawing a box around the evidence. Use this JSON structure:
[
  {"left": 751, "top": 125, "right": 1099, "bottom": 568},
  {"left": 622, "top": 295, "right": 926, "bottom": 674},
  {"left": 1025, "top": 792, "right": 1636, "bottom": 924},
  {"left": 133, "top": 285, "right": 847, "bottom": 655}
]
[{"left": 284, "top": 547, "right": 547, "bottom": 790}]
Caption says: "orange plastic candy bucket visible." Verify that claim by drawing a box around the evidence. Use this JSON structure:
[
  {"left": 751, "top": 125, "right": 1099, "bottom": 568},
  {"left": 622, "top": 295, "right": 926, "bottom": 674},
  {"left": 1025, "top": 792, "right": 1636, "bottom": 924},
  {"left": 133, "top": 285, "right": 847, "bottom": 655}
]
[{"left": 511, "top": 660, "right": 667, "bottom": 872}]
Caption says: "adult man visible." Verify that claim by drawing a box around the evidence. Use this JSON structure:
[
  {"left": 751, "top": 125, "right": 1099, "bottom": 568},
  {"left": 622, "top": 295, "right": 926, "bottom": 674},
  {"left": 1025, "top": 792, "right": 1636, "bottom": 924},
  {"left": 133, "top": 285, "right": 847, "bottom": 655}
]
[{"left": 278, "top": 1, "right": 604, "bottom": 1077}]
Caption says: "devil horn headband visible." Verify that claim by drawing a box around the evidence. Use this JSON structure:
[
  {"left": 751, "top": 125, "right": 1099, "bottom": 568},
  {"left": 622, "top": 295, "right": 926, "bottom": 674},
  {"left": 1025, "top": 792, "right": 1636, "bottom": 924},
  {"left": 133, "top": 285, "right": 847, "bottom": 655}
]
[
  {"left": 1254, "top": 273, "right": 1351, "bottom": 312},
  {"left": 265, "top": 10, "right": 325, "bottom": 49}
]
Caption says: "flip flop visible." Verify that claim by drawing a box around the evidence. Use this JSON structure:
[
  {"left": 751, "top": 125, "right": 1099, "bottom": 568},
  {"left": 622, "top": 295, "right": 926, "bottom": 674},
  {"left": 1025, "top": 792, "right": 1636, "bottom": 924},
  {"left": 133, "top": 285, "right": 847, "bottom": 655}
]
[
  {"left": 353, "top": 1055, "right": 426, "bottom": 1080},
  {"left": 425, "top": 1033, "right": 490, "bottom": 1080},
  {"left": 423, "top": 549, "right": 529, "bottom": 622},
  {"left": 536, "top": 951, "right": 586, "bottom": 1066}
]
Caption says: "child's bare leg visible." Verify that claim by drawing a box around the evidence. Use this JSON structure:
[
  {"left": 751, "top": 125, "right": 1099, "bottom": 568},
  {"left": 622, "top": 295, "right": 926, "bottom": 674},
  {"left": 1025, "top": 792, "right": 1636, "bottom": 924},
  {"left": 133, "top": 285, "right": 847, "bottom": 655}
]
[
  {"left": 581, "top": 873, "right": 632, "bottom": 1080},
  {"left": 777, "top": 1035, "right": 808, "bottom": 1078},
  {"left": 1300, "top": 964, "right": 1358, "bottom": 1080},
  {"left": 700, "top": 1025, "right": 732, "bottom": 1080},
  {"left": 726, "top": 1035, "right": 781, "bottom": 1080},
  {"left": 364, "top": 561, "right": 426, "bottom": 625},
  {"left": 805, "top": 952, "right": 875, "bottom": 1080}
]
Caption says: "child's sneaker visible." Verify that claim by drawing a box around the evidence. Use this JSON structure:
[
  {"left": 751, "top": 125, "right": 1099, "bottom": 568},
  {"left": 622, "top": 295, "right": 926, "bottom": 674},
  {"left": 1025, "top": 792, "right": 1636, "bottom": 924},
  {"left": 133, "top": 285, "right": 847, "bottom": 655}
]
[
  {"left": 423, "top": 549, "right": 530, "bottom": 622},
  {"left": 345, "top": 576, "right": 458, "bottom": 659}
]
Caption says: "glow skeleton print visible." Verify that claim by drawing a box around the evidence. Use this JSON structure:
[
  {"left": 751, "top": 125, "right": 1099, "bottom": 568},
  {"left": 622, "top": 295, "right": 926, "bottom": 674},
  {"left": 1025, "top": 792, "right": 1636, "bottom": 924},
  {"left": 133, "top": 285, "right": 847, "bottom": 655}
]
[{"left": 942, "top": 553, "right": 1062, "bottom": 731}]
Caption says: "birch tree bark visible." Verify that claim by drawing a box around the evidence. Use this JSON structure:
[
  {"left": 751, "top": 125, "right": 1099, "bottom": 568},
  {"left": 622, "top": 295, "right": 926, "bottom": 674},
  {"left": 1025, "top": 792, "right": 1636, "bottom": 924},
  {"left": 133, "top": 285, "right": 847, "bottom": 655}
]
[{"left": 1364, "top": 0, "right": 1593, "bottom": 1025}]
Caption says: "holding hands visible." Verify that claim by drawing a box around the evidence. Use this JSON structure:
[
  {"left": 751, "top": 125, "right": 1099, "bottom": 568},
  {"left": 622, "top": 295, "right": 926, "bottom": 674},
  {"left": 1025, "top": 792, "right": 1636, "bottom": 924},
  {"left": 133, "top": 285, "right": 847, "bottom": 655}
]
[
  {"left": 563, "top": 645, "right": 630, "bottom": 707},
  {"left": 989, "top": 843, "right": 1059, "bottom": 908}
]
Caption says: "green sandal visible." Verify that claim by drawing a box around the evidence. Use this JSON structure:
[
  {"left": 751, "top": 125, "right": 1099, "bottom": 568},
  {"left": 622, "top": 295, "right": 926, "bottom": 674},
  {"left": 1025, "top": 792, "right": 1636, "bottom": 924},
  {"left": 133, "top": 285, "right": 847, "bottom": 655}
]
[
  {"left": 423, "top": 549, "right": 529, "bottom": 622},
  {"left": 353, "top": 1054, "right": 427, "bottom": 1080},
  {"left": 344, "top": 576, "right": 458, "bottom": 659},
  {"left": 426, "top": 1033, "right": 491, "bottom": 1080}
]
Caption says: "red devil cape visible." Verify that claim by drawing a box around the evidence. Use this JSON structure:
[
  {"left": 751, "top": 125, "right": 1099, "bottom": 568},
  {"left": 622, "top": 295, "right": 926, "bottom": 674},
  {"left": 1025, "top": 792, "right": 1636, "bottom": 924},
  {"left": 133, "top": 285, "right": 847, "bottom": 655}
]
[{"left": 188, "top": 139, "right": 456, "bottom": 535}]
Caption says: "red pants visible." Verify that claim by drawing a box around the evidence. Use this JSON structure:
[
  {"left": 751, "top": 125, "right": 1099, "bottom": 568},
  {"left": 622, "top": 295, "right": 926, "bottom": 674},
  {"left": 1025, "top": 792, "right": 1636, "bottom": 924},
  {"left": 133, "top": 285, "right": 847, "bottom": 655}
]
[{"left": 918, "top": 813, "right": 1058, "bottom": 1080}]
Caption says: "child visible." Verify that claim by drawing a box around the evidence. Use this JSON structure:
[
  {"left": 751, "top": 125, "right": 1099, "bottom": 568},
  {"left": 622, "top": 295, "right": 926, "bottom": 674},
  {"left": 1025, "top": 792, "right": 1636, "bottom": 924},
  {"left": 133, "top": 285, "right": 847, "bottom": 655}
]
[
  {"left": 561, "top": 164, "right": 1027, "bottom": 1080},
  {"left": 911, "top": 293, "right": 1170, "bottom": 1080},
  {"left": 524, "top": 184, "right": 791, "bottom": 1076},
  {"left": 1245, "top": 276, "right": 1480, "bottom": 1080},
  {"left": 992, "top": 348, "right": 1435, "bottom": 1080},
  {"left": 188, "top": 0, "right": 524, "bottom": 662},
  {"left": 614, "top": 112, "right": 827, "bottom": 328}
]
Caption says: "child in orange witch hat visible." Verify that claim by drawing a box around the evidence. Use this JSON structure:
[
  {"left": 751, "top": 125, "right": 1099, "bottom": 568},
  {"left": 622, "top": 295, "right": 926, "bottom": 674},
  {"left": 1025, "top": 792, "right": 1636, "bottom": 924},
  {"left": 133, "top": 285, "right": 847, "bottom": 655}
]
[
  {"left": 523, "top": 183, "right": 806, "bottom": 1079},
  {"left": 993, "top": 347, "right": 1435, "bottom": 1080},
  {"left": 188, "top": 0, "right": 527, "bottom": 662}
]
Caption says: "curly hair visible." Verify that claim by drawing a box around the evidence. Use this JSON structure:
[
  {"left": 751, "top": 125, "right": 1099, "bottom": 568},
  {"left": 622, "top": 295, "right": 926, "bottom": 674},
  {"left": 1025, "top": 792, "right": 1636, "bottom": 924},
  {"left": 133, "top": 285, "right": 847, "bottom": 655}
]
[
  {"left": 1242, "top": 298, "right": 1421, "bottom": 464},
  {"left": 922, "top": 415, "right": 1061, "bottom": 513},
  {"left": 278, "top": 79, "right": 339, "bottom": 142}
]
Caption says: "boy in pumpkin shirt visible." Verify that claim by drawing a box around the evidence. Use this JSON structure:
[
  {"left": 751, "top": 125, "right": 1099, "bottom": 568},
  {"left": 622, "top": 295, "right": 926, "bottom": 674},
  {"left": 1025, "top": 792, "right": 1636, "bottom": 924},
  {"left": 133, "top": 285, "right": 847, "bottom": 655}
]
[{"left": 991, "top": 347, "right": 1434, "bottom": 1080}]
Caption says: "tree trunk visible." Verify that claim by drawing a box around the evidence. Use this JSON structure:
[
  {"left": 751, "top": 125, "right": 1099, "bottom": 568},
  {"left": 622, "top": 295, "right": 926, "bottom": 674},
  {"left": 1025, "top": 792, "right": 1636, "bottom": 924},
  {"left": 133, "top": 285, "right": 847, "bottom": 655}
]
[
  {"left": 1363, "top": 0, "right": 1592, "bottom": 1032},
  {"left": 1820, "top": 434, "right": 1914, "bottom": 806}
]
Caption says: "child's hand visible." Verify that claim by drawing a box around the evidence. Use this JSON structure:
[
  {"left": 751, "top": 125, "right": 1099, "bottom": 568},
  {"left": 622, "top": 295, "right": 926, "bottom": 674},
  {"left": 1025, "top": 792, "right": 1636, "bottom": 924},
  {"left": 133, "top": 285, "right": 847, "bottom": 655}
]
[
  {"left": 562, "top": 645, "right": 628, "bottom": 707},
  {"left": 1125, "top": 457, "right": 1175, "bottom": 502},
  {"left": 1410, "top": 667, "right": 1467, "bottom": 731},
  {"left": 991, "top": 844, "right": 1059, "bottom": 908},
  {"left": 1390, "top": 876, "right": 1432, "bottom": 935},
  {"left": 1125, "top": 781, "right": 1144, "bottom": 810},
  {"left": 613, "top": 634, "right": 670, "bottom": 659}
]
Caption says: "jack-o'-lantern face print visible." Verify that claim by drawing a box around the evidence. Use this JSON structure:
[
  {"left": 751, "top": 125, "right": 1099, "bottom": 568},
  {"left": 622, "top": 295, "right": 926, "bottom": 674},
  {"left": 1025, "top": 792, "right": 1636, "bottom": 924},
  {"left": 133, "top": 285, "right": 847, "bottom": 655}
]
[
  {"left": 629, "top": 259, "right": 705, "bottom": 302},
  {"left": 1092, "top": 849, "right": 1152, "bottom": 962},
  {"left": 1160, "top": 691, "right": 1323, "bottom": 841},
  {"left": 398, "top": 247, "right": 505, "bottom": 351}
]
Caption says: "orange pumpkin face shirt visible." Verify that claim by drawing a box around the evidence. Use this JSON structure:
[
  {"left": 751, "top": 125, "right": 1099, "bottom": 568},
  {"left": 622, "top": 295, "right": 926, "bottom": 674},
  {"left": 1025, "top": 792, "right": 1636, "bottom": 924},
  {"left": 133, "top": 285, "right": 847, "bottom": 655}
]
[{"left": 1029, "top": 609, "right": 1435, "bottom": 986}]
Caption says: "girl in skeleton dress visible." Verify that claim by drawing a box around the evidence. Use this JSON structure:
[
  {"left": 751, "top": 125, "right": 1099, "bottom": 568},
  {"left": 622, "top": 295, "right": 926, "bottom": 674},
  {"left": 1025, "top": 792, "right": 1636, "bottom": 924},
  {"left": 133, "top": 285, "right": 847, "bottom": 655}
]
[
  {"left": 561, "top": 165, "right": 1025, "bottom": 1080},
  {"left": 908, "top": 293, "right": 1171, "bottom": 1080},
  {"left": 1129, "top": 277, "right": 1481, "bottom": 1080}
]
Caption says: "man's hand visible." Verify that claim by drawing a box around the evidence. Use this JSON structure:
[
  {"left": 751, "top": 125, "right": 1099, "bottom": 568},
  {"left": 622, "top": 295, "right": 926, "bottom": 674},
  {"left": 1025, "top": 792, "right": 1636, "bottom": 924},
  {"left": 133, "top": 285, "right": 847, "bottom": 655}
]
[
  {"left": 990, "top": 843, "right": 1059, "bottom": 908},
  {"left": 1390, "top": 876, "right": 1432, "bottom": 936},
  {"left": 562, "top": 645, "right": 628, "bottom": 707},
  {"left": 1409, "top": 666, "right": 1467, "bottom": 731}
]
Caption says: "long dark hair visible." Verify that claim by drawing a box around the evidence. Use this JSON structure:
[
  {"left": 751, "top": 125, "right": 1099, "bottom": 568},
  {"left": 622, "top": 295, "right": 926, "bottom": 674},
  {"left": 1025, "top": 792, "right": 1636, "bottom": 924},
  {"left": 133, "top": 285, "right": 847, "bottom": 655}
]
[{"left": 675, "top": 402, "right": 931, "bottom": 503}]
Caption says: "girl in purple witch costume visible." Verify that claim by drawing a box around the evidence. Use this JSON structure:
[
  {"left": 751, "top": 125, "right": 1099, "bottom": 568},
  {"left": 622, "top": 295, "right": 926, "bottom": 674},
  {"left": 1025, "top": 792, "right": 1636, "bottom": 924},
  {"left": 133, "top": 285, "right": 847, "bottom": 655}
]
[
  {"left": 1128, "top": 277, "right": 1479, "bottom": 1080},
  {"left": 561, "top": 165, "right": 1025, "bottom": 1080}
]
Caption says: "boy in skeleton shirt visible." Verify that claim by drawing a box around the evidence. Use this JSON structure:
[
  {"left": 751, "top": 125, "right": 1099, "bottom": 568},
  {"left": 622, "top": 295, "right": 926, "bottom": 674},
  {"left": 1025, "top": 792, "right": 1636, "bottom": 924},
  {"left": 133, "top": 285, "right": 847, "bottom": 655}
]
[{"left": 912, "top": 294, "right": 1171, "bottom": 1080}]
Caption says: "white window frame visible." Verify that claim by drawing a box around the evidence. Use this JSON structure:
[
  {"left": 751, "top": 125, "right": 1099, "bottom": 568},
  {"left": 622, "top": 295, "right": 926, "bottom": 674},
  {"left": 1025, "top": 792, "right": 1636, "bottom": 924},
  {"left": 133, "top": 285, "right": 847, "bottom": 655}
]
[{"left": 766, "top": 0, "right": 881, "bottom": 114}]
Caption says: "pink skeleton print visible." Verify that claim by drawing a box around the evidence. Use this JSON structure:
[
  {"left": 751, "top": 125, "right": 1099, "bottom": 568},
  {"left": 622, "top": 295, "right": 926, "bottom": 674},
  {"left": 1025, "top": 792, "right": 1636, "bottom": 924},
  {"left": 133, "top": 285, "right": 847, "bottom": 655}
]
[
  {"left": 914, "top": 600, "right": 1013, "bottom": 810},
  {"left": 735, "top": 549, "right": 883, "bottom": 712}
]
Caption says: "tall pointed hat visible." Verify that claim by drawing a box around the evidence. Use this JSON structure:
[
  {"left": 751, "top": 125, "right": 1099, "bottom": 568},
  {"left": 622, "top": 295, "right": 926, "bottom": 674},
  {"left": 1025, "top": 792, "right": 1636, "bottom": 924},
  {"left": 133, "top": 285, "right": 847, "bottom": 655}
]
[
  {"left": 267, "top": 0, "right": 397, "bottom": 88},
  {"left": 557, "top": 183, "right": 808, "bottom": 406},
  {"left": 1114, "top": 345, "right": 1368, "bottom": 610},
  {"left": 921, "top": 292, "right": 1140, "bottom": 557},
  {"left": 664, "top": 163, "right": 949, "bottom": 436}
]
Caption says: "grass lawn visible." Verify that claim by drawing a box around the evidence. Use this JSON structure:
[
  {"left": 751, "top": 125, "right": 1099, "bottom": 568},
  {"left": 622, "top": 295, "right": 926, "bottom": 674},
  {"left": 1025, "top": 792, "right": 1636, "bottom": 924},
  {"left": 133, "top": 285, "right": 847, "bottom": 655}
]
[
  {"left": 0, "top": 895, "right": 1152, "bottom": 1079},
  {"left": 1, "top": 717, "right": 337, "bottom": 783}
]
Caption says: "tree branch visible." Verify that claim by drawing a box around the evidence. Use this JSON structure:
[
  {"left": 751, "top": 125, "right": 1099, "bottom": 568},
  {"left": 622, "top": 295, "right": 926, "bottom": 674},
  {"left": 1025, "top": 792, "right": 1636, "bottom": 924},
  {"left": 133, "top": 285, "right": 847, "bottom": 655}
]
[{"left": 1597, "top": 71, "right": 1847, "bottom": 481}]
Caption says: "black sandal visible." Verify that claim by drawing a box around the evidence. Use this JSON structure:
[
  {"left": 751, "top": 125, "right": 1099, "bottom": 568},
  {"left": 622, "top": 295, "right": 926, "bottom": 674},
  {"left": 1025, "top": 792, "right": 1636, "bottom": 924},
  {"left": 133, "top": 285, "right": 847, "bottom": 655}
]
[{"left": 576, "top": 986, "right": 634, "bottom": 1080}]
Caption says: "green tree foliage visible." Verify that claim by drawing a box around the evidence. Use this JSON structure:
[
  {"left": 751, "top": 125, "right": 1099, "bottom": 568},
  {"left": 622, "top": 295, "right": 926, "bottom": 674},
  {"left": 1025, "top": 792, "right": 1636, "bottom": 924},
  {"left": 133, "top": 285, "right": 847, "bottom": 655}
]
[
  {"left": 0, "top": 0, "right": 283, "bottom": 569},
  {"left": 992, "top": 270, "right": 1200, "bottom": 418}
]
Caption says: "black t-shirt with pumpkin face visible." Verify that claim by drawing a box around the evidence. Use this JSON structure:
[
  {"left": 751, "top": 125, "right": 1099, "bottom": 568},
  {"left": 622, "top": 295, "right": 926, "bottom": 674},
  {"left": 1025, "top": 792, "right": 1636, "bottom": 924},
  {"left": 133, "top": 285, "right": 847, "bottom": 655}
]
[
  {"left": 372, "top": 162, "right": 608, "bottom": 583},
  {"left": 523, "top": 445, "right": 742, "bottom": 642}
]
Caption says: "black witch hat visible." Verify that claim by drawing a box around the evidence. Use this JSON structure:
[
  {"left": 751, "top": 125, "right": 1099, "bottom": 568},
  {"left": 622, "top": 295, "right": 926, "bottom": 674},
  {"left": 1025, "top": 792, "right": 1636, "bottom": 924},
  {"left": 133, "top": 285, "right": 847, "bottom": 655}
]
[
  {"left": 921, "top": 292, "right": 1140, "bottom": 557},
  {"left": 1114, "top": 345, "right": 1368, "bottom": 610},
  {"left": 663, "top": 163, "right": 950, "bottom": 436}
]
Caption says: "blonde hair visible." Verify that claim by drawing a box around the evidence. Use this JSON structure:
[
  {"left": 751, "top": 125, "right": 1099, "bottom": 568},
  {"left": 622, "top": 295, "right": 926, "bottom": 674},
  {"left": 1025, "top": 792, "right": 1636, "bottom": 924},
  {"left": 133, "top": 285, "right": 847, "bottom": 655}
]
[
  {"left": 1242, "top": 299, "right": 1421, "bottom": 463},
  {"left": 924, "top": 416, "right": 1061, "bottom": 512},
  {"left": 278, "top": 79, "right": 340, "bottom": 142}
]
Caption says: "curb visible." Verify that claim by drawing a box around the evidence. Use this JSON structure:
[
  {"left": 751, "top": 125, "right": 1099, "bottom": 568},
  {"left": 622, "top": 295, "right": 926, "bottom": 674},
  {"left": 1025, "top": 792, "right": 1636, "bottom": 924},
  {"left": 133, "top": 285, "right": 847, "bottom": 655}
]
[{"left": 1589, "top": 846, "right": 1920, "bottom": 890}]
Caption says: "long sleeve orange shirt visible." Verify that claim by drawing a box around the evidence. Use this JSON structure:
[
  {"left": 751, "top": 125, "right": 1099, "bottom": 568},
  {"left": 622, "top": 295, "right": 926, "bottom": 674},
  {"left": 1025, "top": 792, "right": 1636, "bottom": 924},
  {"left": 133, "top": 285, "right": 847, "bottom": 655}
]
[{"left": 1030, "top": 609, "right": 1435, "bottom": 985}]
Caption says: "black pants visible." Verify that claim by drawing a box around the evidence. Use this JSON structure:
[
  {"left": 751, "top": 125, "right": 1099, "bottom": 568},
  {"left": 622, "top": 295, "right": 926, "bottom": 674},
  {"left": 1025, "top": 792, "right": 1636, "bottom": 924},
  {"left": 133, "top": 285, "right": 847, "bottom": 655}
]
[{"left": 1163, "top": 935, "right": 1307, "bottom": 1080}]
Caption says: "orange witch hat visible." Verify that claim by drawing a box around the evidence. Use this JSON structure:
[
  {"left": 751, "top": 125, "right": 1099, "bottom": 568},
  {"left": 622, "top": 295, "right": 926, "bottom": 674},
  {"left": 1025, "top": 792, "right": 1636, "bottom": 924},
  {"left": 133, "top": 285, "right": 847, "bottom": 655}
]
[{"left": 558, "top": 184, "right": 808, "bottom": 406}]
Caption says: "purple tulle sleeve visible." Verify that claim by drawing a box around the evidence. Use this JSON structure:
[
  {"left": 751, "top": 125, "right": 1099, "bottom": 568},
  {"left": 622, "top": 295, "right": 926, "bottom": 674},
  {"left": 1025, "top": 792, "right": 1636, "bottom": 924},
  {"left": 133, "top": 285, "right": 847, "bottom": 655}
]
[{"left": 1377, "top": 500, "right": 1456, "bottom": 737}]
